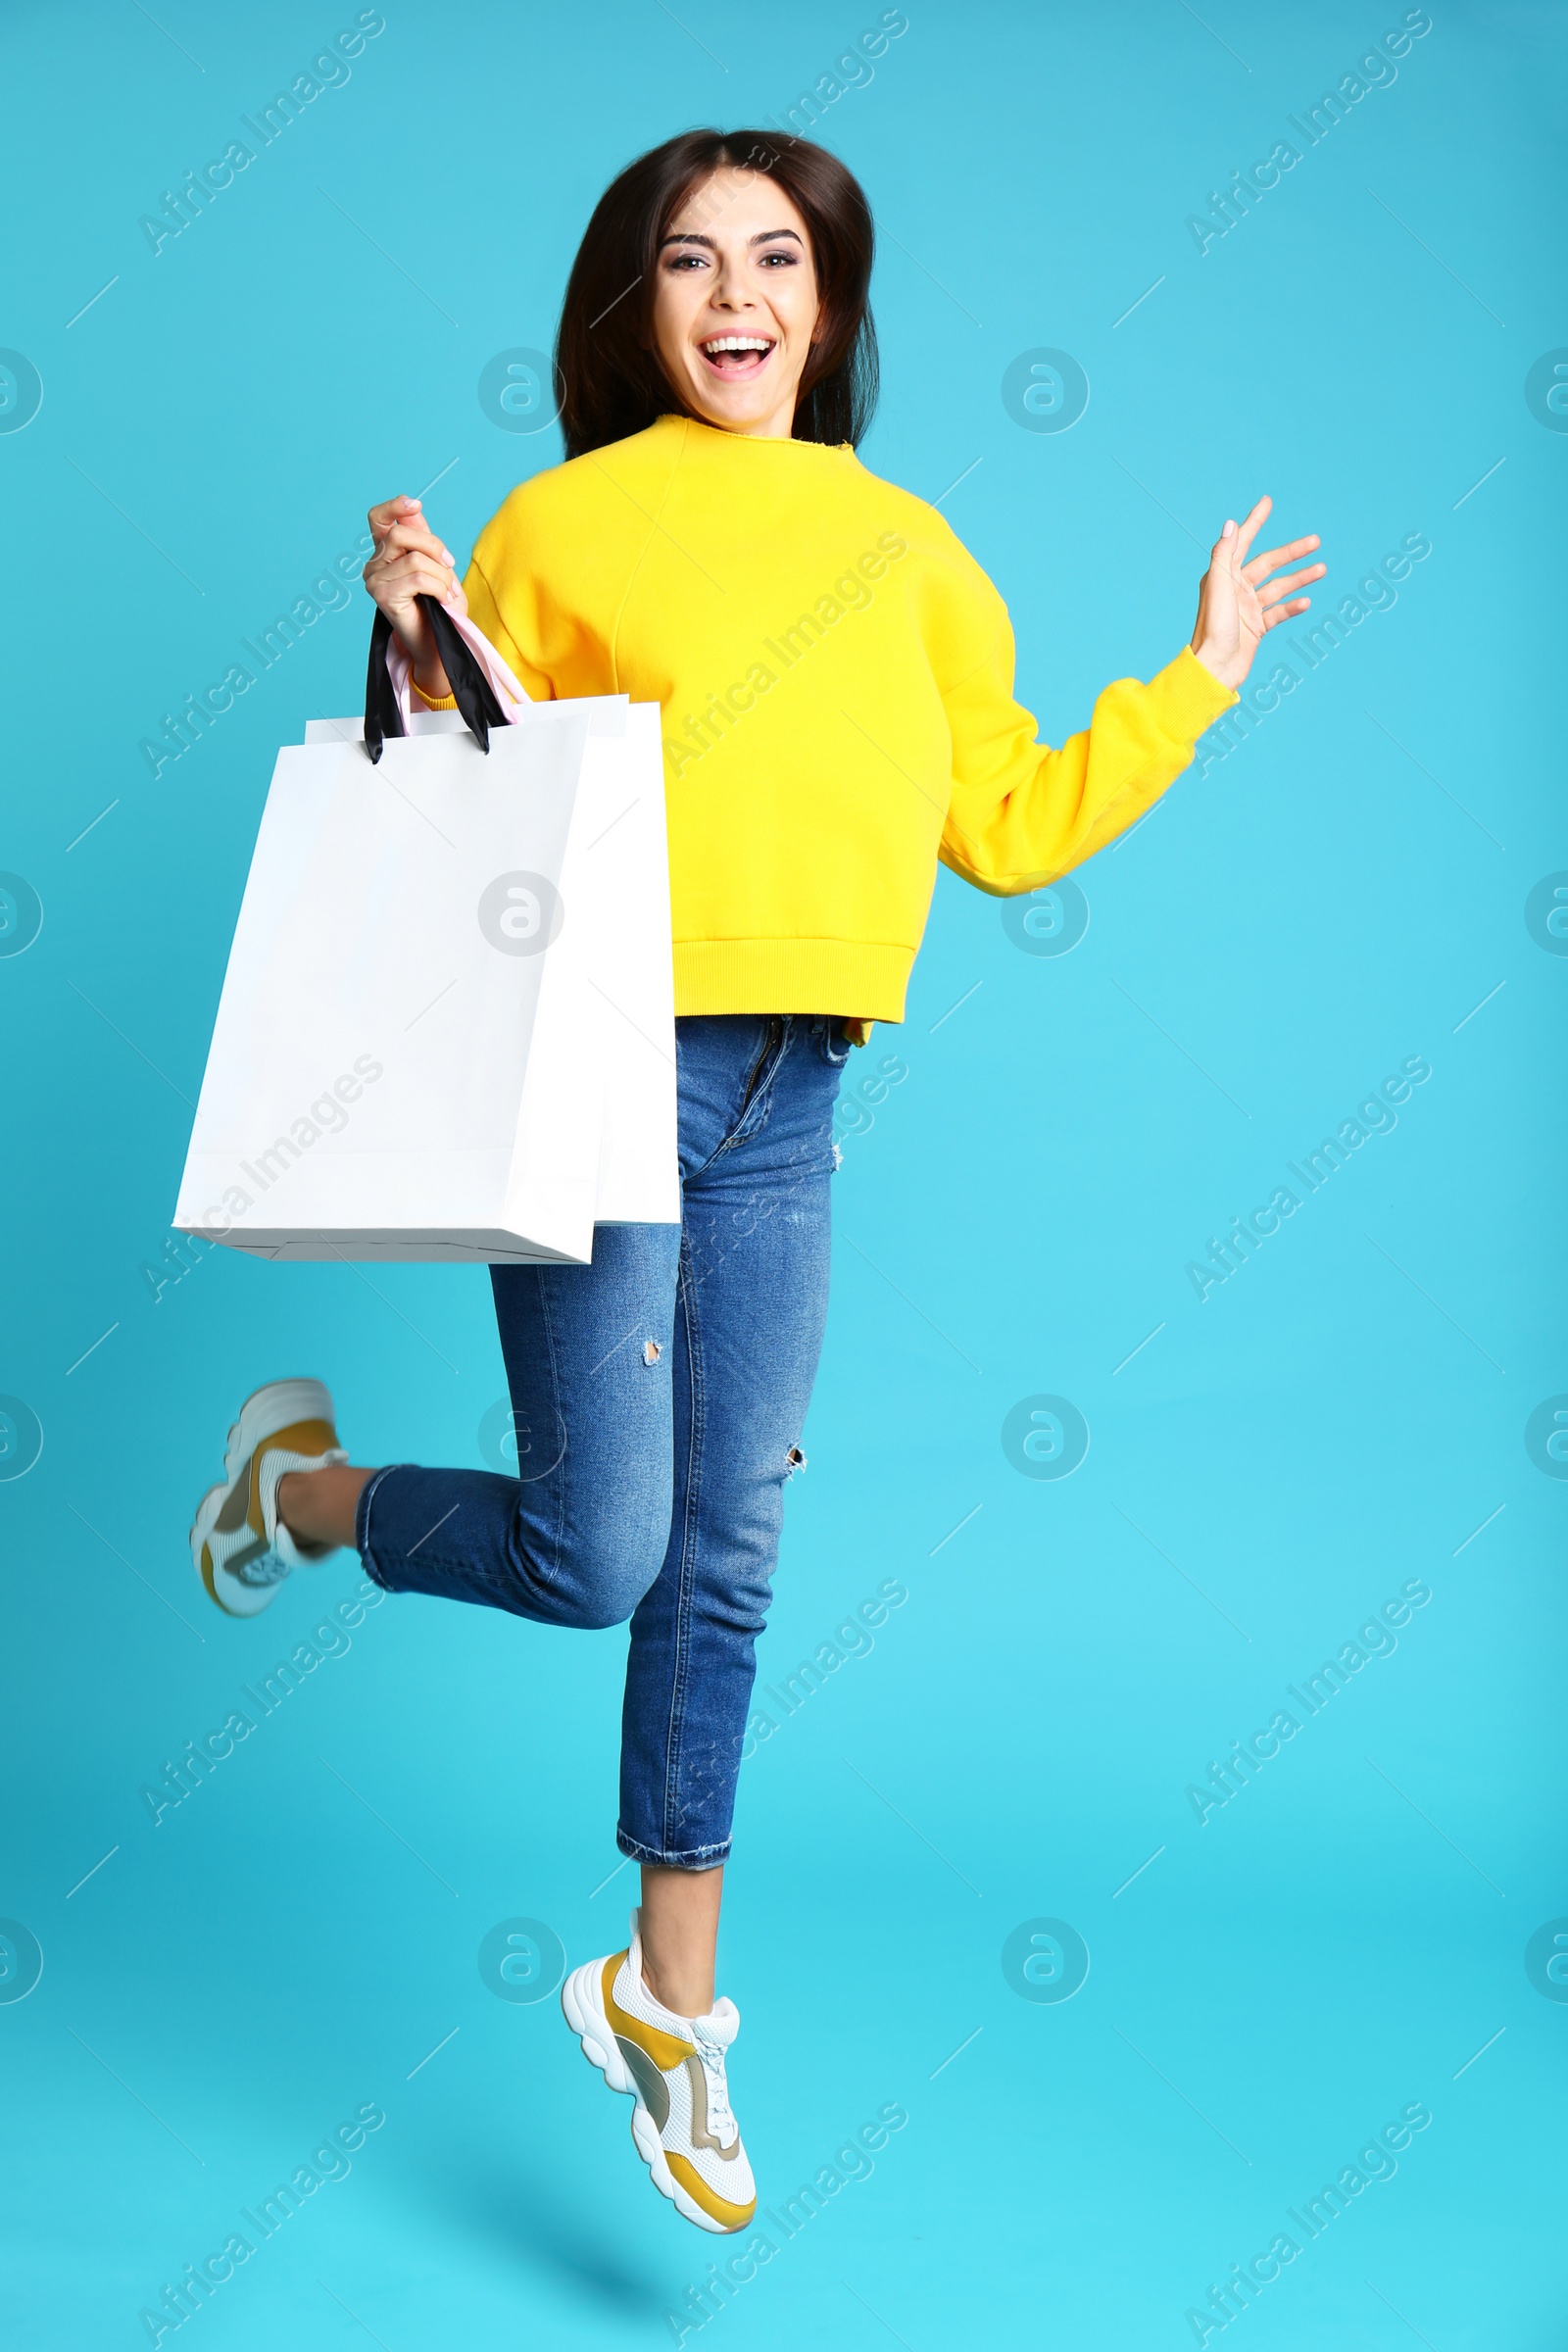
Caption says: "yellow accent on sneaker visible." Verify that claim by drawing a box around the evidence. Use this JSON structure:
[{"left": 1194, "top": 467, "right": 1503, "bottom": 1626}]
[
  {"left": 662, "top": 2150, "right": 757, "bottom": 2232},
  {"left": 249, "top": 1418, "right": 340, "bottom": 1555},
  {"left": 197, "top": 1526, "right": 268, "bottom": 1612},
  {"left": 197, "top": 1478, "right": 269, "bottom": 1607},
  {"left": 601, "top": 1952, "right": 694, "bottom": 2075}
]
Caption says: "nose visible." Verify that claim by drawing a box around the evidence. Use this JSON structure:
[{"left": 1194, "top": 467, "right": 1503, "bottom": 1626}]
[{"left": 709, "top": 252, "right": 756, "bottom": 311}]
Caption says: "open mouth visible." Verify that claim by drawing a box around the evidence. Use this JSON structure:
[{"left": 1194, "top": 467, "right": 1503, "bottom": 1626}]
[{"left": 698, "top": 335, "right": 776, "bottom": 379}]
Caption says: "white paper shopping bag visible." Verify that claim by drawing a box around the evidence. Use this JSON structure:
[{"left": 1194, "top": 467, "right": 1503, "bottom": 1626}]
[{"left": 173, "top": 601, "right": 678, "bottom": 1265}]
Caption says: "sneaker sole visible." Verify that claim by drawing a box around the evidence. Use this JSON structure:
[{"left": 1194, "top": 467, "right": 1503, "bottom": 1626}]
[{"left": 560, "top": 1959, "right": 737, "bottom": 2235}]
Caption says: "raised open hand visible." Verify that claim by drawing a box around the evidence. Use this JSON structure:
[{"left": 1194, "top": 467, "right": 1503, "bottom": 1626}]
[{"left": 1191, "top": 496, "right": 1325, "bottom": 691}]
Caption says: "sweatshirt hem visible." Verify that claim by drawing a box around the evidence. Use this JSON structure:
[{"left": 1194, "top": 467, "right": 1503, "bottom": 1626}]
[{"left": 672, "top": 938, "right": 911, "bottom": 1022}]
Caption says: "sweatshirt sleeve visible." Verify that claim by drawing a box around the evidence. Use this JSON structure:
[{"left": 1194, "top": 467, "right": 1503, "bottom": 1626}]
[{"left": 932, "top": 549, "right": 1239, "bottom": 896}]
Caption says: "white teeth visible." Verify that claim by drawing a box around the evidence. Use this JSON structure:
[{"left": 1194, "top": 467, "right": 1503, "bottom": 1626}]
[{"left": 702, "top": 337, "right": 773, "bottom": 356}]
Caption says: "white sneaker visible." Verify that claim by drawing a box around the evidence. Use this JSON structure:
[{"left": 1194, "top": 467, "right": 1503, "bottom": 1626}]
[
  {"left": 561, "top": 1908, "right": 758, "bottom": 2234},
  {"left": 189, "top": 1379, "right": 348, "bottom": 1618}
]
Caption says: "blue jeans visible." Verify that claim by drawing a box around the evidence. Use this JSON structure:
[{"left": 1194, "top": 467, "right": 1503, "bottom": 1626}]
[{"left": 356, "top": 1013, "right": 850, "bottom": 1868}]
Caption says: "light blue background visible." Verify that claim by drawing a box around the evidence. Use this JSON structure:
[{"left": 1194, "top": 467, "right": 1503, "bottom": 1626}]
[{"left": 2, "top": 2, "right": 1563, "bottom": 2345}]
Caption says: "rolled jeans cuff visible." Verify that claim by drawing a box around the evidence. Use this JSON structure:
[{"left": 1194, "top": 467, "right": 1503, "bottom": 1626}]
[
  {"left": 356, "top": 1462, "right": 415, "bottom": 1587},
  {"left": 614, "top": 1828, "right": 731, "bottom": 1872}
]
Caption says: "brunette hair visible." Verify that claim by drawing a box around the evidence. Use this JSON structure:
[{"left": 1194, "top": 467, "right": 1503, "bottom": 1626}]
[{"left": 555, "top": 129, "right": 878, "bottom": 459}]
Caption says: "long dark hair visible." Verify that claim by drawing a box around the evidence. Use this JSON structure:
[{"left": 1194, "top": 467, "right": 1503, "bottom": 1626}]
[{"left": 555, "top": 129, "right": 878, "bottom": 460}]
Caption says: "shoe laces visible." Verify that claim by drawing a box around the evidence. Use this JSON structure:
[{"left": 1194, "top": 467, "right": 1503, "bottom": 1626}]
[{"left": 691, "top": 2023, "right": 737, "bottom": 2147}]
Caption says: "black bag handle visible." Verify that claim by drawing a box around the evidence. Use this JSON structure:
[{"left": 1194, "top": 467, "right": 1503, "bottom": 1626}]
[{"left": 364, "top": 594, "right": 506, "bottom": 763}]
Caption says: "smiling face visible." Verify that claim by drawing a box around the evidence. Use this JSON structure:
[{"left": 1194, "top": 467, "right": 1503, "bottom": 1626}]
[{"left": 649, "top": 168, "right": 823, "bottom": 440}]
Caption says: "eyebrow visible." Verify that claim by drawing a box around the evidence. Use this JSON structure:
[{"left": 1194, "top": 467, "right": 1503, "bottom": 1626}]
[{"left": 657, "top": 227, "right": 805, "bottom": 253}]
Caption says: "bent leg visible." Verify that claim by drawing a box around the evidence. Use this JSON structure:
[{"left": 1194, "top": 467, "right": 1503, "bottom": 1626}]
[{"left": 358, "top": 1221, "right": 682, "bottom": 1631}]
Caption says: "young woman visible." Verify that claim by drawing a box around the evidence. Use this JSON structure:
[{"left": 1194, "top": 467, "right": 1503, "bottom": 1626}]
[{"left": 189, "top": 128, "right": 1322, "bottom": 2236}]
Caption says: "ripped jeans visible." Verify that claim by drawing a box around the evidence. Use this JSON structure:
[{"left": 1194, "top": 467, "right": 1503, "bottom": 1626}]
[{"left": 357, "top": 1014, "right": 850, "bottom": 1868}]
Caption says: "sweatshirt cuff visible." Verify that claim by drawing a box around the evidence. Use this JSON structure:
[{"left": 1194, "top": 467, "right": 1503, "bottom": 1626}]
[
  {"left": 411, "top": 676, "right": 459, "bottom": 711},
  {"left": 1148, "top": 644, "right": 1239, "bottom": 741}
]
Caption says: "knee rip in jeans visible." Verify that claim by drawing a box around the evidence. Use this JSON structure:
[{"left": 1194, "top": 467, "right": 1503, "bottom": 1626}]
[
  {"left": 785, "top": 1445, "right": 807, "bottom": 1479},
  {"left": 642, "top": 1339, "right": 662, "bottom": 1364}
]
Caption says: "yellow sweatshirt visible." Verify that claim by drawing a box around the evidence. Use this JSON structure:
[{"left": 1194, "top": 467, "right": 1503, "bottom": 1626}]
[{"left": 460, "top": 413, "right": 1237, "bottom": 1024}]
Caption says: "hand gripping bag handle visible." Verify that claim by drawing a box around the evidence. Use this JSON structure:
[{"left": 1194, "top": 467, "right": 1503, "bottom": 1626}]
[{"left": 364, "top": 593, "right": 506, "bottom": 763}]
